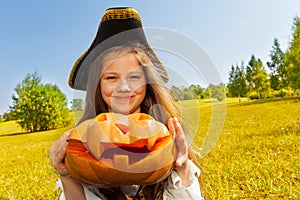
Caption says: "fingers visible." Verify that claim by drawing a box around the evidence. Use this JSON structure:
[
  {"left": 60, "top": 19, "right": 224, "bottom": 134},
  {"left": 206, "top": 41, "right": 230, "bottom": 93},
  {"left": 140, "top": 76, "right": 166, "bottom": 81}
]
[
  {"left": 172, "top": 117, "right": 182, "bottom": 133},
  {"left": 54, "top": 140, "right": 68, "bottom": 162},
  {"left": 167, "top": 117, "right": 189, "bottom": 168},
  {"left": 49, "top": 130, "right": 72, "bottom": 176},
  {"left": 171, "top": 118, "right": 188, "bottom": 147},
  {"left": 50, "top": 129, "right": 71, "bottom": 149},
  {"left": 50, "top": 130, "right": 71, "bottom": 160},
  {"left": 167, "top": 118, "right": 176, "bottom": 138}
]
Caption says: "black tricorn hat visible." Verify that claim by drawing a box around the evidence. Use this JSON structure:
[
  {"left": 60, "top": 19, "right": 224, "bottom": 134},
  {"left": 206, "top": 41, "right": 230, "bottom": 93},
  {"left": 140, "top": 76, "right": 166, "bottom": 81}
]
[{"left": 68, "top": 7, "right": 168, "bottom": 90}]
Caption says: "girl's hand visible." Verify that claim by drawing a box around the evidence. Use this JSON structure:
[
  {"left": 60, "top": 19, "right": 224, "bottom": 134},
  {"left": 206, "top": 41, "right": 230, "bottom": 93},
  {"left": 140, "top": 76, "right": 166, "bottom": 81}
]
[
  {"left": 167, "top": 117, "right": 191, "bottom": 186},
  {"left": 50, "top": 129, "right": 86, "bottom": 199},
  {"left": 49, "top": 129, "right": 72, "bottom": 177},
  {"left": 167, "top": 117, "right": 189, "bottom": 168}
]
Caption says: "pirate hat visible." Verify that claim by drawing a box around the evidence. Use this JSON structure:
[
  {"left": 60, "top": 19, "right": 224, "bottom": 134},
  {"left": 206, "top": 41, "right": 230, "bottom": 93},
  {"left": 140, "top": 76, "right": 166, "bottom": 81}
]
[{"left": 68, "top": 7, "right": 168, "bottom": 90}]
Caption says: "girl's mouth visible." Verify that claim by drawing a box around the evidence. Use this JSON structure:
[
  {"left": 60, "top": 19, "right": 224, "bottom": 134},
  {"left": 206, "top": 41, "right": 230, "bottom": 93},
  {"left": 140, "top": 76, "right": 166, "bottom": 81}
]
[{"left": 113, "top": 96, "right": 133, "bottom": 102}]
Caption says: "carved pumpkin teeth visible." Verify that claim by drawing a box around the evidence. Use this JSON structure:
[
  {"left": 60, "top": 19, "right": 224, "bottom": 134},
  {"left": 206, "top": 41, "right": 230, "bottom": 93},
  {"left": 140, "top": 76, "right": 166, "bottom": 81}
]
[
  {"left": 114, "top": 154, "right": 129, "bottom": 169},
  {"left": 147, "top": 137, "right": 156, "bottom": 150}
]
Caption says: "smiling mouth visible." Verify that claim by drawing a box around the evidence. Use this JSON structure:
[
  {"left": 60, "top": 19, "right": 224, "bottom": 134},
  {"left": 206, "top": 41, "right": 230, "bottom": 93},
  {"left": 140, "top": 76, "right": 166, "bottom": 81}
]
[{"left": 113, "top": 96, "right": 133, "bottom": 102}]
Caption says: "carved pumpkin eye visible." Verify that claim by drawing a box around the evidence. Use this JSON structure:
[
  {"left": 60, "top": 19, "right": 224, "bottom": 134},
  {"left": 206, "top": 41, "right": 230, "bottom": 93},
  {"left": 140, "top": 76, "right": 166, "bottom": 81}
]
[
  {"left": 115, "top": 123, "right": 129, "bottom": 134},
  {"left": 65, "top": 113, "right": 177, "bottom": 188}
]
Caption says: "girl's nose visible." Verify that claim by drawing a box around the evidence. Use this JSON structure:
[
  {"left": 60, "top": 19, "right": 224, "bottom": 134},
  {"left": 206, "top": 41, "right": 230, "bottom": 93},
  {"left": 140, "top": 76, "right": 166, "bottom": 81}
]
[{"left": 116, "top": 78, "right": 131, "bottom": 92}]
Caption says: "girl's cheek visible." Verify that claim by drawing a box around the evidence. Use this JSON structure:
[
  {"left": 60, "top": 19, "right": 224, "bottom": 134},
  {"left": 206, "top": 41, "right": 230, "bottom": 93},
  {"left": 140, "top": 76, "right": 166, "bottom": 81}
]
[
  {"left": 101, "top": 83, "right": 116, "bottom": 94},
  {"left": 134, "top": 86, "right": 144, "bottom": 94},
  {"left": 131, "top": 82, "right": 146, "bottom": 93}
]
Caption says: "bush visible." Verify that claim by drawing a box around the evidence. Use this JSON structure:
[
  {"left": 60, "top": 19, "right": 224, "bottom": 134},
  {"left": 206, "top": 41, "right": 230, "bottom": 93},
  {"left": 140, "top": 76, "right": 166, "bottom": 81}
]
[
  {"left": 271, "top": 89, "right": 293, "bottom": 97},
  {"left": 248, "top": 92, "right": 259, "bottom": 100},
  {"left": 294, "top": 89, "right": 300, "bottom": 96}
]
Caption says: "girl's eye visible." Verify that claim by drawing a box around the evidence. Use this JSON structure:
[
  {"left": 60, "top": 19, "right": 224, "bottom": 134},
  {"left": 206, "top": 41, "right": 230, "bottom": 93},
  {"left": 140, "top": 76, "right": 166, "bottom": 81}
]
[
  {"left": 105, "top": 76, "right": 118, "bottom": 81},
  {"left": 128, "top": 75, "right": 141, "bottom": 80}
]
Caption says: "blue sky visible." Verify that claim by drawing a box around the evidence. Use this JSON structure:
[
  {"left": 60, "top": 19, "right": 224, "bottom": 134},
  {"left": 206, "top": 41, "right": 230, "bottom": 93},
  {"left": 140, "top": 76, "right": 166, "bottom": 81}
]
[{"left": 1, "top": 0, "right": 300, "bottom": 114}]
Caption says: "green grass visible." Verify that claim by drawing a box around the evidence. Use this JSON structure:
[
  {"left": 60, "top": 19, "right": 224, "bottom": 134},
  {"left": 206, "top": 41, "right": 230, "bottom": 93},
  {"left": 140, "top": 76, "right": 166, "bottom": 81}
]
[
  {"left": 0, "top": 121, "right": 74, "bottom": 199},
  {"left": 0, "top": 97, "right": 299, "bottom": 199},
  {"left": 0, "top": 121, "right": 26, "bottom": 136},
  {"left": 198, "top": 97, "right": 300, "bottom": 199}
]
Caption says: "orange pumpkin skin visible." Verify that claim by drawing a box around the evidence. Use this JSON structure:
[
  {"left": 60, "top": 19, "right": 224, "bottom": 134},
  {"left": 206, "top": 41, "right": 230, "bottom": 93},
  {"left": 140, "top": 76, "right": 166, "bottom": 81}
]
[{"left": 65, "top": 113, "right": 176, "bottom": 188}]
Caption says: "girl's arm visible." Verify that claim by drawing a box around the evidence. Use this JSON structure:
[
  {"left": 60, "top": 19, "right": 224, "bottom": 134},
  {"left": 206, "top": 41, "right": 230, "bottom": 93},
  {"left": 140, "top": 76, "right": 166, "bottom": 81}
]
[
  {"left": 60, "top": 175, "right": 86, "bottom": 200},
  {"left": 166, "top": 118, "right": 204, "bottom": 199},
  {"left": 164, "top": 159, "right": 203, "bottom": 200},
  {"left": 50, "top": 130, "right": 86, "bottom": 200}
]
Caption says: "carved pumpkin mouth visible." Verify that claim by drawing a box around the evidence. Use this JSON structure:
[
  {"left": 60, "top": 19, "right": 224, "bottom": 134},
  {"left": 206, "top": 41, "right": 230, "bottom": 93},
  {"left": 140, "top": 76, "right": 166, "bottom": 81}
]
[
  {"left": 101, "top": 145, "right": 150, "bottom": 165},
  {"left": 96, "top": 135, "right": 171, "bottom": 166},
  {"left": 65, "top": 113, "right": 176, "bottom": 187}
]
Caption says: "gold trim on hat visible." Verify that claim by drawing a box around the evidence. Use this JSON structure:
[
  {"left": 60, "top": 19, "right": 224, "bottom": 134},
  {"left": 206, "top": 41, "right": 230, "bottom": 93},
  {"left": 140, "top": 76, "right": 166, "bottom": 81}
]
[{"left": 100, "top": 8, "right": 142, "bottom": 25}]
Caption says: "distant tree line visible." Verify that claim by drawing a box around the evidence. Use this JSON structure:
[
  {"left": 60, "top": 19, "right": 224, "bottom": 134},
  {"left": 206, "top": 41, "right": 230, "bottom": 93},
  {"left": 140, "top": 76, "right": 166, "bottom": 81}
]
[
  {"left": 227, "top": 16, "right": 300, "bottom": 100},
  {"left": 170, "top": 83, "right": 226, "bottom": 101},
  {"left": 71, "top": 98, "right": 83, "bottom": 111},
  {"left": 171, "top": 17, "right": 300, "bottom": 102}
]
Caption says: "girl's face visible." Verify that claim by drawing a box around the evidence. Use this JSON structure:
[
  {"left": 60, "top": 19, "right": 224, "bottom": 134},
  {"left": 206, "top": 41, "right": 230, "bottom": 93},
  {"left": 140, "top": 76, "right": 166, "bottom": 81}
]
[{"left": 100, "top": 53, "right": 147, "bottom": 114}]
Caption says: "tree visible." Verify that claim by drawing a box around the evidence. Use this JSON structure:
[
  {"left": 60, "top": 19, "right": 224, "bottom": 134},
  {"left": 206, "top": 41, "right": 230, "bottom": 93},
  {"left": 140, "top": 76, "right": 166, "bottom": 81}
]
[
  {"left": 285, "top": 16, "right": 300, "bottom": 90},
  {"left": 203, "top": 87, "right": 211, "bottom": 99},
  {"left": 207, "top": 83, "right": 226, "bottom": 101},
  {"left": 246, "top": 55, "right": 270, "bottom": 99},
  {"left": 182, "top": 87, "right": 196, "bottom": 100},
  {"left": 267, "top": 38, "right": 287, "bottom": 92},
  {"left": 189, "top": 84, "right": 205, "bottom": 99},
  {"left": 0, "top": 110, "right": 15, "bottom": 122},
  {"left": 71, "top": 98, "right": 83, "bottom": 111},
  {"left": 227, "top": 62, "right": 247, "bottom": 101},
  {"left": 10, "top": 72, "right": 70, "bottom": 132}
]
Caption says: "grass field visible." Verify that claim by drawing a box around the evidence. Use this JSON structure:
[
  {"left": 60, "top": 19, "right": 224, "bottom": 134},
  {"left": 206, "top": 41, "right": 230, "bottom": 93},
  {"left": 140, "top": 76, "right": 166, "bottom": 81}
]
[
  {"left": 0, "top": 97, "right": 299, "bottom": 199},
  {"left": 198, "top": 97, "right": 300, "bottom": 199}
]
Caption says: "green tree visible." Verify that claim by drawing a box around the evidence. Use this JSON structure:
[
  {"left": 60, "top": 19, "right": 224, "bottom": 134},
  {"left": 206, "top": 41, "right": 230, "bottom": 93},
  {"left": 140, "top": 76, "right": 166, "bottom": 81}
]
[
  {"left": 1, "top": 111, "right": 15, "bottom": 122},
  {"left": 267, "top": 38, "right": 287, "bottom": 92},
  {"left": 203, "top": 87, "right": 211, "bottom": 99},
  {"left": 246, "top": 55, "right": 270, "bottom": 99},
  {"left": 208, "top": 83, "right": 226, "bottom": 101},
  {"left": 189, "top": 84, "right": 205, "bottom": 99},
  {"left": 285, "top": 16, "right": 300, "bottom": 90},
  {"left": 227, "top": 62, "right": 247, "bottom": 100},
  {"left": 10, "top": 72, "right": 70, "bottom": 132},
  {"left": 182, "top": 87, "right": 196, "bottom": 100},
  {"left": 71, "top": 98, "right": 83, "bottom": 111},
  {"left": 171, "top": 85, "right": 205, "bottom": 100}
]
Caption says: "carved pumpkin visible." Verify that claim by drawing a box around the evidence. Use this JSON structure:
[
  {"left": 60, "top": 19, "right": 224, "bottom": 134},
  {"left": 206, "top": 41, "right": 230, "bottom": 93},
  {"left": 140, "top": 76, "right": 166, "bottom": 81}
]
[{"left": 65, "top": 113, "right": 176, "bottom": 188}]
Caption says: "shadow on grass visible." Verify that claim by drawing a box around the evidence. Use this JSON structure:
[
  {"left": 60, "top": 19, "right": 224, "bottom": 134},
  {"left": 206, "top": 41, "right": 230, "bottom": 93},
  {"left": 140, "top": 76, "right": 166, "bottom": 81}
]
[
  {"left": 0, "top": 131, "right": 32, "bottom": 137},
  {"left": 232, "top": 96, "right": 300, "bottom": 107}
]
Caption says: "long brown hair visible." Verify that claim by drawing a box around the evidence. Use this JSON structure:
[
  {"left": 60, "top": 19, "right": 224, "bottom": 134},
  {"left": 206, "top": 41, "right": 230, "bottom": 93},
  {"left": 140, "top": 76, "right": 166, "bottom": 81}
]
[
  {"left": 78, "top": 43, "right": 180, "bottom": 125},
  {"left": 78, "top": 43, "right": 199, "bottom": 199}
]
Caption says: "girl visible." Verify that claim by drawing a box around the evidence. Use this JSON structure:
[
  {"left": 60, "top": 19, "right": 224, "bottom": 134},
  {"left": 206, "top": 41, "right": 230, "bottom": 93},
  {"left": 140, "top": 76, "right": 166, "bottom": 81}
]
[{"left": 50, "top": 7, "right": 204, "bottom": 200}]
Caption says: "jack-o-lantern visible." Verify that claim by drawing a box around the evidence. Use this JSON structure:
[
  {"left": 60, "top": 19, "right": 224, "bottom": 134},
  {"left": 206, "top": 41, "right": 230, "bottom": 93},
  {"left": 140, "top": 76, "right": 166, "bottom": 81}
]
[{"left": 65, "top": 113, "right": 176, "bottom": 188}]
